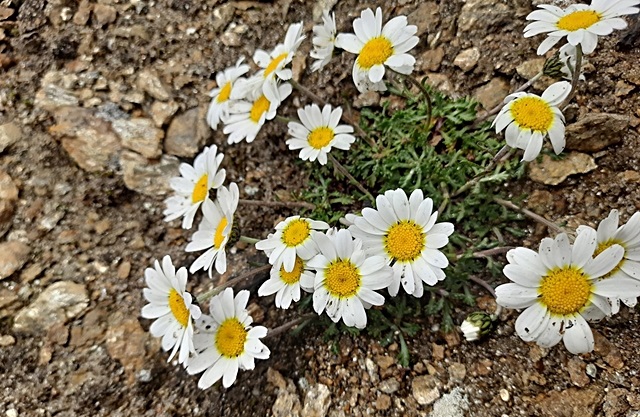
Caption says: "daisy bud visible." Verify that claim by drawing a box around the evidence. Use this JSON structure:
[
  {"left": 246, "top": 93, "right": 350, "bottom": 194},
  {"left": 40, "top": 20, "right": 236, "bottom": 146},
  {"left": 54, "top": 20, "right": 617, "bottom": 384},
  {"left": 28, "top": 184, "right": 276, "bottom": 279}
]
[
  {"left": 543, "top": 53, "right": 565, "bottom": 79},
  {"left": 460, "top": 311, "right": 493, "bottom": 342}
]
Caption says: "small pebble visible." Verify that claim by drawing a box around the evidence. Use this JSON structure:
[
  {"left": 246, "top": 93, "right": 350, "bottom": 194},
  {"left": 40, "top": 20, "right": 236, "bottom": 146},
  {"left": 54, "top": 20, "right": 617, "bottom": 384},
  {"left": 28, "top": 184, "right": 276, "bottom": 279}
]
[
  {"left": 499, "top": 389, "right": 510, "bottom": 402},
  {"left": 586, "top": 363, "right": 597, "bottom": 378}
]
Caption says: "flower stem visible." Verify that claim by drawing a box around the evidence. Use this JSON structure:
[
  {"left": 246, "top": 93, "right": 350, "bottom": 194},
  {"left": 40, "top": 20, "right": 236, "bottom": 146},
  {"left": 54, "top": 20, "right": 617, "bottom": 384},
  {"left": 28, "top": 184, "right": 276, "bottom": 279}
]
[
  {"left": 264, "top": 313, "right": 316, "bottom": 340},
  {"left": 494, "top": 197, "right": 567, "bottom": 235},
  {"left": 239, "top": 236, "right": 259, "bottom": 245},
  {"left": 560, "top": 44, "right": 583, "bottom": 109},
  {"left": 327, "top": 153, "right": 375, "bottom": 204},
  {"left": 289, "top": 79, "right": 376, "bottom": 149},
  {"left": 468, "top": 275, "right": 503, "bottom": 320},
  {"left": 238, "top": 199, "right": 316, "bottom": 210},
  {"left": 196, "top": 264, "right": 271, "bottom": 304},
  {"left": 451, "top": 146, "right": 513, "bottom": 198},
  {"left": 275, "top": 115, "right": 295, "bottom": 124},
  {"left": 476, "top": 71, "right": 544, "bottom": 124},
  {"left": 390, "top": 69, "right": 433, "bottom": 128}
]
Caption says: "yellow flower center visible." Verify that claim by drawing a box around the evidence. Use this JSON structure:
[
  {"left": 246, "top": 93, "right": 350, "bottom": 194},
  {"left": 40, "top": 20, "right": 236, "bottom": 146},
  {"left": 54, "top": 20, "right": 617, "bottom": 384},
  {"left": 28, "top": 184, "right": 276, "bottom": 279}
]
[
  {"left": 214, "top": 217, "right": 228, "bottom": 249},
  {"left": 557, "top": 10, "right": 601, "bottom": 32},
  {"left": 217, "top": 81, "right": 232, "bottom": 103},
  {"left": 594, "top": 239, "right": 624, "bottom": 279},
  {"left": 250, "top": 95, "right": 271, "bottom": 123},
  {"left": 539, "top": 267, "right": 592, "bottom": 315},
  {"left": 307, "top": 127, "right": 335, "bottom": 149},
  {"left": 384, "top": 220, "right": 426, "bottom": 262},
  {"left": 281, "top": 219, "right": 311, "bottom": 247},
  {"left": 265, "top": 52, "right": 288, "bottom": 77},
  {"left": 191, "top": 174, "right": 209, "bottom": 204},
  {"left": 510, "top": 96, "right": 554, "bottom": 132},
  {"left": 168, "top": 289, "right": 190, "bottom": 327},
  {"left": 324, "top": 259, "right": 361, "bottom": 298},
  {"left": 279, "top": 256, "right": 304, "bottom": 284},
  {"left": 215, "top": 318, "right": 247, "bottom": 358},
  {"left": 358, "top": 36, "right": 394, "bottom": 70}
]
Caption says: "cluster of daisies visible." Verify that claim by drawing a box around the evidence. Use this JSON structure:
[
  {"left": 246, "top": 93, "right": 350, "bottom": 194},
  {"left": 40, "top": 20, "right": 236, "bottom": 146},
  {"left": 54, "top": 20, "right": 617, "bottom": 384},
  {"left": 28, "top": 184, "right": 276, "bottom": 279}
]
[
  {"left": 204, "top": 6, "right": 420, "bottom": 165},
  {"left": 493, "top": 0, "right": 639, "bottom": 162},
  {"left": 147, "top": 139, "right": 455, "bottom": 386},
  {"left": 140, "top": 1, "right": 640, "bottom": 391}
]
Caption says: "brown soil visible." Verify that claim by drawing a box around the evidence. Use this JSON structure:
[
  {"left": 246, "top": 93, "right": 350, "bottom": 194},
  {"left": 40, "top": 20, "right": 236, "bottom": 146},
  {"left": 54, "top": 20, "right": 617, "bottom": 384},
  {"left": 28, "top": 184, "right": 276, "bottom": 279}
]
[{"left": 1, "top": 0, "right": 640, "bottom": 416}]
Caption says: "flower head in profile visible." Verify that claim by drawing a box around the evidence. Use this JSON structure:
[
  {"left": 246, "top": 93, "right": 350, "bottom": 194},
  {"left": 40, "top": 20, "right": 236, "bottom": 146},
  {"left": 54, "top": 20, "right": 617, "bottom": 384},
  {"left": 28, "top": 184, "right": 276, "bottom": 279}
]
[
  {"left": 163, "top": 146, "right": 226, "bottom": 229},
  {"left": 186, "top": 183, "right": 239, "bottom": 277},
  {"left": 577, "top": 209, "right": 640, "bottom": 313},
  {"left": 258, "top": 253, "right": 316, "bottom": 309},
  {"left": 286, "top": 104, "right": 356, "bottom": 165},
  {"left": 311, "top": 10, "right": 338, "bottom": 72},
  {"left": 308, "top": 229, "right": 392, "bottom": 329},
  {"left": 223, "top": 80, "right": 292, "bottom": 144},
  {"left": 141, "top": 256, "right": 202, "bottom": 364},
  {"left": 255, "top": 216, "right": 330, "bottom": 272},
  {"left": 460, "top": 311, "right": 494, "bottom": 342},
  {"left": 187, "top": 288, "right": 269, "bottom": 389},
  {"left": 524, "top": 1, "right": 640, "bottom": 55},
  {"left": 253, "top": 22, "right": 305, "bottom": 91},
  {"left": 493, "top": 81, "right": 571, "bottom": 161},
  {"left": 336, "top": 7, "right": 419, "bottom": 93},
  {"left": 496, "top": 230, "right": 640, "bottom": 354},
  {"left": 349, "top": 189, "right": 454, "bottom": 298},
  {"left": 207, "top": 57, "right": 250, "bottom": 130}
]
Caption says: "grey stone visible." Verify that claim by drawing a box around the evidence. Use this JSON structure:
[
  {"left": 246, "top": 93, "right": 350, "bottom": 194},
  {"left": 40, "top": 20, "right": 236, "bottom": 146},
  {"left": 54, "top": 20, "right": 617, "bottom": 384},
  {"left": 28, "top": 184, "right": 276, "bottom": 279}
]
[
  {"left": 379, "top": 378, "right": 400, "bottom": 394},
  {"left": 112, "top": 118, "right": 164, "bottom": 158},
  {"left": 408, "top": 2, "right": 438, "bottom": 37},
  {"left": 93, "top": 4, "right": 117, "bottom": 26},
  {"left": 150, "top": 101, "right": 179, "bottom": 127},
  {"left": 529, "top": 152, "right": 597, "bottom": 186},
  {"left": 51, "top": 107, "right": 121, "bottom": 172},
  {"left": 0, "top": 241, "right": 30, "bottom": 280},
  {"left": 164, "top": 107, "right": 209, "bottom": 158},
  {"left": 301, "top": 384, "right": 331, "bottom": 417},
  {"left": 13, "top": 281, "right": 88, "bottom": 333},
  {"left": 474, "top": 77, "right": 510, "bottom": 110},
  {"left": 419, "top": 47, "right": 445, "bottom": 72},
  {"left": 458, "top": 0, "right": 511, "bottom": 34},
  {"left": 429, "top": 388, "right": 469, "bottom": 417},
  {"left": 453, "top": 47, "right": 480, "bottom": 72},
  {"left": 412, "top": 375, "right": 441, "bottom": 406},
  {"left": 35, "top": 84, "right": 79, "bottom": 111},
  {"left": 137, "top": 69, "right": 171, "bottom": 101},
  {"left": 120, "top": 150, "right": 180, "bottom": 196},
  {"left": 565, "top": 113, "right": 631, "bottom": 152},
  {"left": 0, "top": 122, "right": 22, "bottom": 153}
]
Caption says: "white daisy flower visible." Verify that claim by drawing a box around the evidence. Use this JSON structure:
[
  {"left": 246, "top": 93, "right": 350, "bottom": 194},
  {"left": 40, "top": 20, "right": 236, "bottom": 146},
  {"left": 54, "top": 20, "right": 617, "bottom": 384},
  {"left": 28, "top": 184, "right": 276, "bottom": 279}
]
[
  {"left": 187, "top": 288, "right": 269, "bottom": 389},
  {"left": 286, "top": 104, "right": 356, "bottom": 165},
  {"left": 253, "top": 22, "right": 305, "bottom": 91},
  {"left": 493, "top": 81, "right": 571, "bottom": 162},
  {"left": 524, "top": 1, "right": 640, "bottom": 55},
  {"left": 349, "top": 189, "right": 454, "bottom": 298},
  {"left": 336, "top": 7, "right": 419, "bottom": 93},
  {"left": 339, "top": 213, "right": 360, "bottom": 227},
  {"left": 255, "top": 216, "right": 330, "bottom": 272},
  {"left": 258, "top": 253, "right": 316, "bottom": 309},
  {"left": 311, "top": 10, "right": 338, "bottom": 72},
  {"left": 206, "top": 57, "right": 250, "bottom": 130},
  {"left": 185, "top": 183, "right": 239, "bottom": 277},
  {"left": 163, "top": 146, "right": 226, "bottom": 229},
  {"left": 577, "top": 210, "right": 640, "bottom": 313},
  {"left": 223, "top": 80, "right": 292, "bottom": 144},
  {"left": 141, "top": 255, "right": 202, "bottom": 365},
  {"left": 496, "top": 230, "right": 640, "bottom": 354},
  {"left": 308, "top": 229, "right": 392, "bottom": 329}
]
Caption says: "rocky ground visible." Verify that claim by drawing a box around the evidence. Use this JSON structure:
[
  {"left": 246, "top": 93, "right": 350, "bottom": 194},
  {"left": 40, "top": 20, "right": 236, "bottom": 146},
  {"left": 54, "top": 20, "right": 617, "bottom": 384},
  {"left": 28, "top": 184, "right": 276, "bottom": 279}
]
[{"left": 1, "top": 0, "right": 640, "bottom": 416}]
